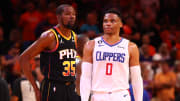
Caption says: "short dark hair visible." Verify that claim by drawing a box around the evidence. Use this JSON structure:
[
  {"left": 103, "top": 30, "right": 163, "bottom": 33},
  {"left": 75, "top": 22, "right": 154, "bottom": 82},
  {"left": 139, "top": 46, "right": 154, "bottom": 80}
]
[
  {"left": 56, "top": 4, "right": 72, "bottom": 15},
  {"left": 104, "top": 8, "right": 122, "bottom": 19}
]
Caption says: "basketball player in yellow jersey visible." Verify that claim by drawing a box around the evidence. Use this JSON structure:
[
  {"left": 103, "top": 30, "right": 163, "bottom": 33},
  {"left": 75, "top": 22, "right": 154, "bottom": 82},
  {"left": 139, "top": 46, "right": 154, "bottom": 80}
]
[
  {"left": 80, "top": 8, "right": 143, "bottom": 101},
  {"left": 20, "top": 4, "right": 80, "bottom": 101}
]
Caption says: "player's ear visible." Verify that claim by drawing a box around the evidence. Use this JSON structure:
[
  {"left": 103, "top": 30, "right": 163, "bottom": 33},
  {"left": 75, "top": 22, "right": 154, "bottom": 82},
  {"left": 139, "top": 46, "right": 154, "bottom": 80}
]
[
  {"left": 56, "top": 15, "right": 60, "bottom": 19},
  {"left": 56, "top": 15, "right": 61, "bottom": 23},
  {"left": 120, "top": 22, "right": 123, "bottom": 28},
  {"left": 119, "top": 20, "right": 123, "bottom": 28}
]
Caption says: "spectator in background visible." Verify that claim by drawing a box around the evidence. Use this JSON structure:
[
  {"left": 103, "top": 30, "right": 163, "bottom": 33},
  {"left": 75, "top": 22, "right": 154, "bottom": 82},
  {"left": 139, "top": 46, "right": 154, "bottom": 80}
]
[
  {"left": 134, "top": 7, "right": 160, "bottom": 37},
  {"left": 9, "top": 28, "right": 22, "bottom": 43},
  {"left": 139, "top": 44, "right": 153, "bottom": 85},
  {"left": 11, "top": 71, "right": 40, "bottom": 101},
  {"left": 0, "top": 26, "right": 12, "bottom": 55},
  {"left": 35, "top": 12, "right": 57, "bottom": 38},
  {"left": 158, "top": 43, "right": 171, "bottom": 61},
  {"left": 138, "top": 14, "right": 161, "bottom": 49},
  {"left": 175, "top": 31, "right": 180, "bottom": 60},
  {"left": 13, "top": 55, "right": 38, "bottom": 79},
  {"left": 153, "top": 60, "right": 176, "bottom": 101},
  {"left": 175, "top": 61, "right": 180, "bottom": 96},
  {"left": 169, "top": 29, "right": 178, "bottom": 66},
  {"left": 141, "top": 34, "right": 156, "bottom": 56},
  {"left": 80, "top": 11, "right": 100, "bottom": 39},
  {"left": 139, "top": 44, "right": 153, "bottom": 63},
  {"left": 143, "top": 6, "right": 157, "bottom": 23},
  {"left": 139, "top": 16, "right": 154, "bottom": 34},
  {"left": 35, "top": 2, "right": 57, "bottom": 38},
  {"left": 0, "top": 75, "right": 10, "bottom": 101},
  {"left": 0, "top": 42, "right": 21, "bottom": 87},
  {"left": 141, "top": 63, "right": 154, "bottom": 98},
  {"left": 11, "top": 54, "right": 41, "bottom": 101},
  {"left": 0, "top": 26, "right": 5, "bottom": 55},
  {"left": 122, "top": 16, "right": 136, "bottom": 40},
  {"left": 124, "top": 16, "right": 137, "bottom": 33},
  {"left": 151, "top": 53, "right": 162, "bottom": 74},
  {"left": 18, "top": 1, "right": 43, "bottom": 42},
  {"left": 176, "top": 60, "right": 180, "bottom": 101},
  {"left": 140, "top": 0, "right": 160, "bottom": 10},
  {"left": 131, "top": 32, "right": 141, "bottom": 46},
  {"left": 160, "top": 29, "right": 173, "bottom": 49}
]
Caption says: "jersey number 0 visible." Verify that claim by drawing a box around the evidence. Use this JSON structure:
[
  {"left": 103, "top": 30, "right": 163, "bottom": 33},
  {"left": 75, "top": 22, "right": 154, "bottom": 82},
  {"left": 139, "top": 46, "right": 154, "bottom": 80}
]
[{"left": 106, "top": 63, "right": 113, "bottom": 75}]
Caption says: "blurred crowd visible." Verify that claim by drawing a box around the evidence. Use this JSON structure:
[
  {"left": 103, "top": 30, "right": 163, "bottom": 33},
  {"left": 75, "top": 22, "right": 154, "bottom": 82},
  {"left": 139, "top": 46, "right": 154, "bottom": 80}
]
[{"left": 0, "top": 0, "right": 180, "bottom": 101}]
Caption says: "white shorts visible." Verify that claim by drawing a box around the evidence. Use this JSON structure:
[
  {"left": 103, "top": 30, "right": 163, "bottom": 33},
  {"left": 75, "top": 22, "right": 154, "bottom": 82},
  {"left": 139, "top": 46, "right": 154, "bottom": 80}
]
[{"left": 91, "top": 90, "right": 131, "bottom": 101}]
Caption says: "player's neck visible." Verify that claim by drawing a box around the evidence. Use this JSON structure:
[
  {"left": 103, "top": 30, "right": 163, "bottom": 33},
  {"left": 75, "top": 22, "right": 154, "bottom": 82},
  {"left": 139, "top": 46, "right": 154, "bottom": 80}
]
[
  {"left": 103, "top": 34, "right": 121, "bottom": 44},
  {"left": 56, "top": 24, "right": 71, "bottom": 37}
]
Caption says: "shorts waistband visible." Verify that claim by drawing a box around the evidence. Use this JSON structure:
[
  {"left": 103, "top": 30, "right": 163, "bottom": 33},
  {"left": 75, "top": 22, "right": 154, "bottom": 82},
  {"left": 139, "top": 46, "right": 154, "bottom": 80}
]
[
  {"left": 44, "top": 78, "right": 74, "bottom": 86},
  {"left": 92, "top": 89, "right": 129, "bottom": 94}
]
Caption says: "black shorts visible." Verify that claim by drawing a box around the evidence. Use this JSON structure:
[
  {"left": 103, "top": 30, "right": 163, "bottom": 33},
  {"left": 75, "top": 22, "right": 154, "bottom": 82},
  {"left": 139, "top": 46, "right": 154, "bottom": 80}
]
[{"left": 40, "top": 79, "right": 81, "bottom": 101}]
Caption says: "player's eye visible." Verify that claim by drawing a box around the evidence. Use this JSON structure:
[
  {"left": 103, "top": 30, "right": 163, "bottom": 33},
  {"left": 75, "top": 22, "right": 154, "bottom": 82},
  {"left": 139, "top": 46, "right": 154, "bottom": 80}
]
[
  {"left": 111, "top": 19, "right": 115, "bottom": 23},
  {"left": 72, "top": 13, "right": 76, "bottom": 16},
  {"left": 103, "top": 19, "right": 108, "bottom": 23},
  {"left": 64, "top": 13, "right": 70, "bottom": 15}
]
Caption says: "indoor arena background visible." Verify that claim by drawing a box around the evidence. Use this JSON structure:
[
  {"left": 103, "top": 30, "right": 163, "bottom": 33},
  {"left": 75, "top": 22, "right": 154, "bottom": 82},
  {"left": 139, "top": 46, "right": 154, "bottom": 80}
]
[{"left": 0, "top": 0, "right": 180, "bottom": 101}]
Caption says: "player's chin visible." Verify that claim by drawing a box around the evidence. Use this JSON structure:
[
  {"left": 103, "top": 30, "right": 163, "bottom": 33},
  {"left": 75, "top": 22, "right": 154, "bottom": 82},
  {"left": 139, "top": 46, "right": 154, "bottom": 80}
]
[
  {"left": 69, "top": 20, "right": 75, "bottom": 25},
  {"left": 65, "top": 22, "right": 75, "bottom": 29},
  {"left": 104, "top": 30, "right": 113, "bottom": 34},
  {"left": 69, "top": 23, "right": 75, "bottom": 28}
]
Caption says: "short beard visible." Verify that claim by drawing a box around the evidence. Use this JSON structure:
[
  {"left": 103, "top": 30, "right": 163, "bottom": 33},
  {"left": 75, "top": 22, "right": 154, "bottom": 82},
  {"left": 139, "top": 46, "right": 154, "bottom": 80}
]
[
  {"left": 64, "top": 23, "right": 74, "bottom": 29},
  {"left": 60, "top": 17, "right": 75, "bottom": 29}
]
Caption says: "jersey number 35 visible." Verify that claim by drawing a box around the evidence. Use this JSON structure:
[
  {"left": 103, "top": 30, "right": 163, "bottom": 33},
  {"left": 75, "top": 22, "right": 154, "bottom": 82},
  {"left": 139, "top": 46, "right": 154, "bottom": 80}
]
[{"left": 62, "top": 61, "right": 76, "bottom": 76}]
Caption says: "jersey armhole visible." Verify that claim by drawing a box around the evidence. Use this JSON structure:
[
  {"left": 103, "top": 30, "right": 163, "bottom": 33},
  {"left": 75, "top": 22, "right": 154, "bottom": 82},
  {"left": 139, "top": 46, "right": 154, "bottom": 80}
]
[
  {"left": 44, "top": 29, "right": 59, "bottom": 53},
  {"left": 92, "top": 40, "right": 95, "bottom": 60},
  {"left": 72, "top": 31, "right": 78, "bottom": 49}
]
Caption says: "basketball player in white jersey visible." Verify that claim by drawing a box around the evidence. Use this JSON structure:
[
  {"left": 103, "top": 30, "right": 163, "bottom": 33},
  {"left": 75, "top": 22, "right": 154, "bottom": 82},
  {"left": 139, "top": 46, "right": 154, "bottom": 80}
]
[{"left": 80, "top": 8, "right": 143, "bottom": 101}]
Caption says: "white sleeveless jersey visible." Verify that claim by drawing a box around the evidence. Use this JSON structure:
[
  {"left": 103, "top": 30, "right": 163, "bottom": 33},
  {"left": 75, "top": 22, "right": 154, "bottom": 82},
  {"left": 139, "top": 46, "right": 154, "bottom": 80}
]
[{"left": 92, "top": 37, "right": 130, "bottom": 92}]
